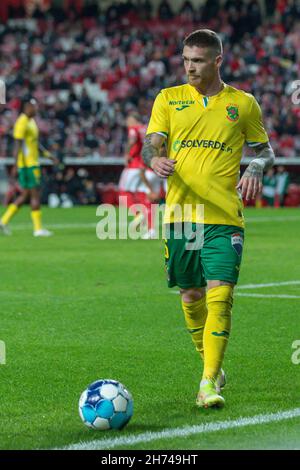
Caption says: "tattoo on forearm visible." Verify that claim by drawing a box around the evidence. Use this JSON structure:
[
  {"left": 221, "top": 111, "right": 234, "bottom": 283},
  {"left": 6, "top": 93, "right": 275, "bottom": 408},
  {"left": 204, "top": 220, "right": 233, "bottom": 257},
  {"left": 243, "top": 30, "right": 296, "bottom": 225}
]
[
  {"left": 253, "top": 143, "right": 268, "bottom": 153},
  {"left": 244, "top": 142, "right": 275, "bottom": 179},
  {"left": 253, "top": 142, "right": 275, "bottom": 171},
  {"left": 159, "top": 142, "right": 167, "bottom": 158},
  {"left": 243, "top": 161, "right": 264, "bottom": 179},
  {"left": 142, "top": 134, "right": 160, "bottom": 167}
]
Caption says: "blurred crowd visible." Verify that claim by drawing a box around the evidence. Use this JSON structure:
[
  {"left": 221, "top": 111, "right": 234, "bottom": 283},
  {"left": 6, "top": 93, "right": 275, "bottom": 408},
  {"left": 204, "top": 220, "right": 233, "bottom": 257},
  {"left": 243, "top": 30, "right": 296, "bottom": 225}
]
[
  {"left": 0, "top": 0, "right": 300, "bottom": 160},
  {"left": 3, "top": 165, "right": 100, "bottom": 206},
  {"left": 260, "top": 164, "right": 290, "bottom": 206},
  {"left": 41, "top": 166, "right": 98, "bottom": 206}
]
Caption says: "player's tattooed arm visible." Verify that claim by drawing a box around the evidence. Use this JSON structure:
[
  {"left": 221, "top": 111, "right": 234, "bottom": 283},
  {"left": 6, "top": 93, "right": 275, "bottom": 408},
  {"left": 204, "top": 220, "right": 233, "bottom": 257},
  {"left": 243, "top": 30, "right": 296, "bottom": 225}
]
[
  {"left": 246, "top": 142, "right": 275, "bottom": 174},
  {"left": 142, "top": 133, "right": 162, "bottom": 166},
  {"left": 142, "top": 133, "right": 176, "bottom": 178},
  {"left": 237, "top": 142, "right": 275, "bottom": 200}
]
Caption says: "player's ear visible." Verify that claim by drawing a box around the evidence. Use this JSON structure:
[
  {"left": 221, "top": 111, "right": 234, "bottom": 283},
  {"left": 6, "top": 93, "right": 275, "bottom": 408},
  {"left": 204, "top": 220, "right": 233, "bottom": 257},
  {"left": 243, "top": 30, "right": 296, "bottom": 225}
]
[{"left": 215, "top": 54, "right": 223, "bottom": 68}]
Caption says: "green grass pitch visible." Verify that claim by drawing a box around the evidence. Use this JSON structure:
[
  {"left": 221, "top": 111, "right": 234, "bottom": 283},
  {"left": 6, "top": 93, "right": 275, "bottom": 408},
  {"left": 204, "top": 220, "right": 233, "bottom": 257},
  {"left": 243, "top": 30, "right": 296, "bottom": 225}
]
[{"left": 0, "top": 206, "right": 300, "bottom": 450}]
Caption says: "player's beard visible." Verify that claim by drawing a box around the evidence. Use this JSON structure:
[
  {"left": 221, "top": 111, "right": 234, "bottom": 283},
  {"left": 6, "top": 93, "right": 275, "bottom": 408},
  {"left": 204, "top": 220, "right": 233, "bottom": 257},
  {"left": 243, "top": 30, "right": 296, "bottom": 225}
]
[
  {"left": 188, "top": 70, "right": 216, "bottom": 90},
  {"left": 188, "top": 75, "right": 207, "bottom": 89}
]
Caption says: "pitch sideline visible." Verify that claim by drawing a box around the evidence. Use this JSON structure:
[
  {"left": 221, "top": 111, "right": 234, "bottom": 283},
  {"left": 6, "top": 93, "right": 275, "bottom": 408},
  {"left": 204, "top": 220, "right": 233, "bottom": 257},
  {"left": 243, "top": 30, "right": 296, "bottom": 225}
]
[
  {"left": 171, "top": 280, "right": 300, "bottom": 298},
  {"left": 235, "top": 293, "right": 300, "bottom": 299},
  {"left": 8, "top": 214, "right": 300, "bottom": 231},
  {"left": 57, "top": 407, "right": 300, "bottom": 450}
]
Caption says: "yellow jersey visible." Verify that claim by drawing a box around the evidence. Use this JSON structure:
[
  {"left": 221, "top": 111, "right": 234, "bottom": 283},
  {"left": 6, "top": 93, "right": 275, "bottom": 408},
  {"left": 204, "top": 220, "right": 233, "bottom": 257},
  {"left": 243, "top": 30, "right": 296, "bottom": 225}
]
[
  {"left": 13, "top": 113, "right": 39, "bottom": 168},
  {"left": 146, "top": 83, "right": 269, "bottom": 228}
]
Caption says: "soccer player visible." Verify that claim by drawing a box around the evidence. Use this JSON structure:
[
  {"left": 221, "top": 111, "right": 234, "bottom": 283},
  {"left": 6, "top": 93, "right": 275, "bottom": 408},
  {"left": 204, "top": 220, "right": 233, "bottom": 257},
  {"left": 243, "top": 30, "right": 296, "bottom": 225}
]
[
  {"left": 142, "top": 30, "right": 275, "bottom": 408},
  {"left": 0, "top": 98, "right": 58, "bottom": 236},
  {"left": 118, "top": 112, "right": 147, "bottom": 208}
]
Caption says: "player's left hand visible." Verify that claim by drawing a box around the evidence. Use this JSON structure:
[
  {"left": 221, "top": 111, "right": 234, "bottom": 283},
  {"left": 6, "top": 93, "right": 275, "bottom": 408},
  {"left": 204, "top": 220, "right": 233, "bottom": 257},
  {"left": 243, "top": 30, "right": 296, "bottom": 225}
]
[
  {"left": 236, "top": 174, "right": 263, "bottom": 201},
  {"left": 148, "top": 191, "right": 160, "bottom": 202},
  {"left": 52, "top": 157, "right": 60, "bottom": 166}
]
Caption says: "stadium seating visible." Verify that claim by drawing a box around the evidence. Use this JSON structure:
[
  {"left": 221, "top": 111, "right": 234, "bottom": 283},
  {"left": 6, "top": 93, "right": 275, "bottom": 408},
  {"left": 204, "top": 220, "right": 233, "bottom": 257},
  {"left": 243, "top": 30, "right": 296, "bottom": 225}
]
[
  {"left": 285, "top": 183, "right": 300, "bottom": 206},
  {"left": 0, "top": 0, "right": 299, "bottom": 161}
]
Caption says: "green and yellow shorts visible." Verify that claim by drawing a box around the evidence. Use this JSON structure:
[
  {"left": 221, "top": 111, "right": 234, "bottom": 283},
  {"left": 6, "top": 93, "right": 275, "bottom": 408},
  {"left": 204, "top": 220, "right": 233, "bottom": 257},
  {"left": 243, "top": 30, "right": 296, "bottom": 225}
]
[
  {"left": 18, "top": 166, "right": 41, "bottom": 189},
  {"left": 164, "top": 223, "right": 244, "bottom": 288}
]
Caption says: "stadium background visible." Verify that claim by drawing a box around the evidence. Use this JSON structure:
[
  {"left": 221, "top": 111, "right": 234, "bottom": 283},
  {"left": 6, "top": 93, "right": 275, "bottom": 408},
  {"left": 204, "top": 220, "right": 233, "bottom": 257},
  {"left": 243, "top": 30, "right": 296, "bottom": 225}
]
[
  {"left": 0, "top": 0, "right": 300, "bottom": 206},
  {"left": 1, "top": 1, "right": 300, "bottom": 452}
]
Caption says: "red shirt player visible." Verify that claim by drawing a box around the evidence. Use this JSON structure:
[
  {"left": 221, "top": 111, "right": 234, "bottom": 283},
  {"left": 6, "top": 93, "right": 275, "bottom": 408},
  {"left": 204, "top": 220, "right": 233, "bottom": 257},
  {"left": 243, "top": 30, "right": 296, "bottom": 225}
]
[
  {"left": 127, "top": 116, "right": 146, "bottom": 171},
  {"left": 119, "top": 112, "right": 162, "bottom": 238},
  {"left": 119, "top": 112, "right": 146, "bottom": 207}
]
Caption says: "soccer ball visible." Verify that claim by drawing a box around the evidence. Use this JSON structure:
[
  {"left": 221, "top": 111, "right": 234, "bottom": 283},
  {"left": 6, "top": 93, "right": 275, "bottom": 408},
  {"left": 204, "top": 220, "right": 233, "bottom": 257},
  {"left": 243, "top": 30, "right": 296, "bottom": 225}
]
[{"left": 79, "top": 379, "right": 133, "bottom": 430}]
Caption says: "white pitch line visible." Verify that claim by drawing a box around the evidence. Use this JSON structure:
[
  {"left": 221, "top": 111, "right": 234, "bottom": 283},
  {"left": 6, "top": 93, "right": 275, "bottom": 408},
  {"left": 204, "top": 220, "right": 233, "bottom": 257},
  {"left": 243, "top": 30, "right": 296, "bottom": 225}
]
[
  {"left": 171, "top": 280, "right": 300, "bottom": 295},
  {"left": 237, "top": 280, "right": 300, "bottom": 289},
  {"left": 7, "top": 215, "right": 300, "bottom": 231},
  {"left": 58, "top": 407, "right": 300, "bottom": 450},
  {"left": 246, "top": 216, "right": 300, "bottom": 223},
  {"left": 236, "top": 293, "right": 300, "bottom": 299},
  {"left": 171, "top": 291, "right": 300, "bottom": 299},
  {"left": 10, "top": 223, "right": 96, "bottom": 230}
]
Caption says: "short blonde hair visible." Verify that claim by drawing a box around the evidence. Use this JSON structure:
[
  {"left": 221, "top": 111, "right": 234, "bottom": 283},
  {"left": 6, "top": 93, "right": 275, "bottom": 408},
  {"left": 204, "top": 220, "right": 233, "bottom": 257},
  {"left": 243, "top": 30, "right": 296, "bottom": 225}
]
[{"left": 183, "top": 29, "right": 223, "bottom": 56}]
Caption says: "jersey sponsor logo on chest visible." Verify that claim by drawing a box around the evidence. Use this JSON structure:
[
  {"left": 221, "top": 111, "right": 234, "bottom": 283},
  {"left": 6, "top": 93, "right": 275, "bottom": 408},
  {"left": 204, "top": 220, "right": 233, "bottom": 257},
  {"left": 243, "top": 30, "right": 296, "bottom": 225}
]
[
  {"left": 169, "top": 100, "right": 195, "bottom": 111},
  {"left": 172, "top": 139, "right": 232, "bottom": 153}
]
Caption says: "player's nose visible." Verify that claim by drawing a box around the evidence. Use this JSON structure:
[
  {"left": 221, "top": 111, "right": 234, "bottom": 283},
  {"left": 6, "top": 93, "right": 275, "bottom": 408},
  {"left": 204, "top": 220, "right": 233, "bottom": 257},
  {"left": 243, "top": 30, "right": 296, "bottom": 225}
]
[{"left": 186, "top": 62, "right": 196, "bottom": 73}]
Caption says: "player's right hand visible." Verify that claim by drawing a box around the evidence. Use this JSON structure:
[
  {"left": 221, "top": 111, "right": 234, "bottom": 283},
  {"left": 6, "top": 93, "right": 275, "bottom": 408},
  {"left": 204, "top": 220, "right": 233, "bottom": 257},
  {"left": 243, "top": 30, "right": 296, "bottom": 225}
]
[{"left": 151, "top": 157, "right": 176, "bottom": 178}]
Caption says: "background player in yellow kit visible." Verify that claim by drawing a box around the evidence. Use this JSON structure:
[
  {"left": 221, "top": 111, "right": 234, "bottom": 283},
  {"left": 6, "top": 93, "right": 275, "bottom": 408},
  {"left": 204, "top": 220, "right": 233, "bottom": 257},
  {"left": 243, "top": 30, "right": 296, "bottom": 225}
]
[
  {"left": 142, "top": 29, "right": 275, "bottom": 408},
  {"left": 0, "top": 98, "right": 58, "bottom": 237}
]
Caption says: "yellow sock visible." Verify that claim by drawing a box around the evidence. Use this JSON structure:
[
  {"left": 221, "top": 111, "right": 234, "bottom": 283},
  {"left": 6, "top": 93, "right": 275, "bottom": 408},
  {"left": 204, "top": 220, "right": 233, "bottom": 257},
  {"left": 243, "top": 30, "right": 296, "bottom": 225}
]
[
  {"left": 181, "top": 296, "right": 208, "bottom": 360},
  {"left": 1, "top": 204, "right": 18, "bottom": 225},
  {"left": 31, "top": 210, "right": 42, "bottom": 232},
  {"left": 203, "top": 285, "right": 233, "bottom": 380}
]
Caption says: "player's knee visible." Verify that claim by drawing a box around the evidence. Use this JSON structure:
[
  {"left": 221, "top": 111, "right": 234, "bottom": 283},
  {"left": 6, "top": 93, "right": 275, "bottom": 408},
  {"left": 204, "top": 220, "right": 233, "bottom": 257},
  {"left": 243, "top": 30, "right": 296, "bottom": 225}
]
[
  {"left": 207, "top": 280, "right": 235, "bottom": 290},
  {"left": 30, "top": 197, "right": 40, "bottom": 210},
  {"left": 180, "top": 287, "right": 205, "bottom": 303},
  {"left": 18, "top": 190, "right": 29, "bottom": 204}
]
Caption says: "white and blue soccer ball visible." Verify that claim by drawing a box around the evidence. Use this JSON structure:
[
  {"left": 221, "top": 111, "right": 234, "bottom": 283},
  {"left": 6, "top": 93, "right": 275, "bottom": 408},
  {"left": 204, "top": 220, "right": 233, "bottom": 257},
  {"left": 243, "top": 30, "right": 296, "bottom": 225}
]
[{"left": 79, "top": 379, "right": 133, "bottom": 430}]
